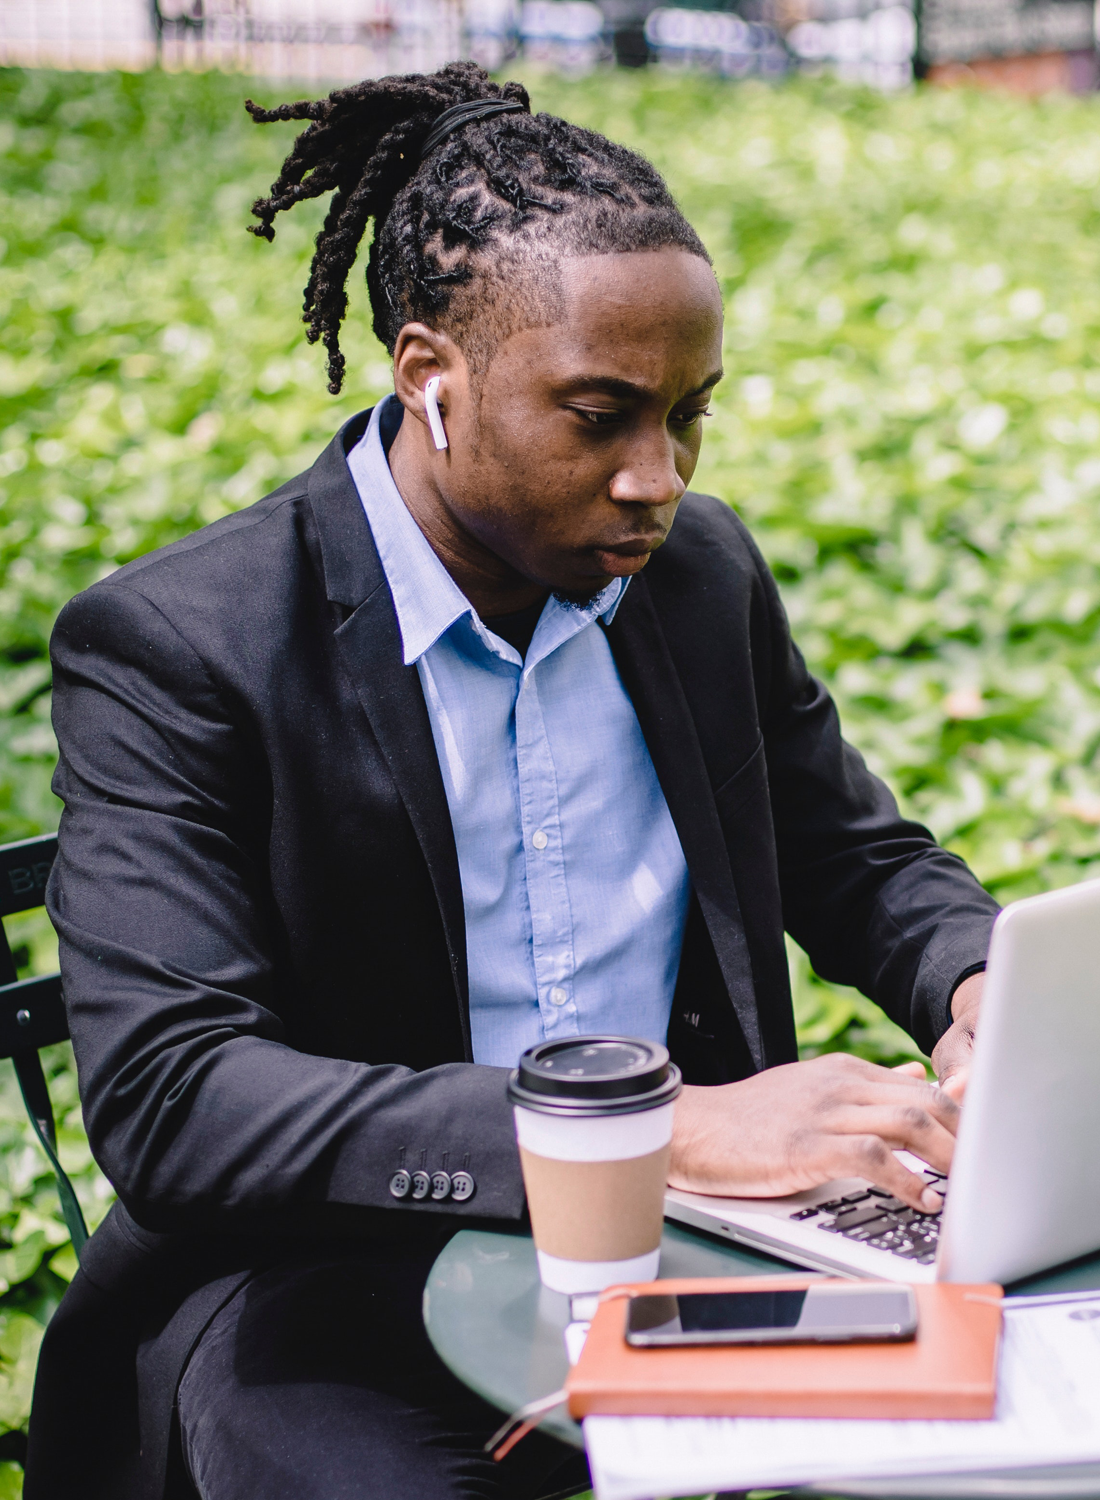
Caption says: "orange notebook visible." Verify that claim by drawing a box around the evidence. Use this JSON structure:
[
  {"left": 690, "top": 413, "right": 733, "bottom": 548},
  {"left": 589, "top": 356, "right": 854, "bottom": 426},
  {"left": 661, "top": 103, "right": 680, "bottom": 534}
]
[{"left": 566, "top": 1275, "right": 1003, "bottom": 1421}]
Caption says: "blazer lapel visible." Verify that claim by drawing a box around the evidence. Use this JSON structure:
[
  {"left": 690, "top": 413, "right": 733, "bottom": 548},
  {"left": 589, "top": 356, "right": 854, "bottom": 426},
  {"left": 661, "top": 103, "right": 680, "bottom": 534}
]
[
  {"left": 307, "top": 414, "right": 471, "bottom": 1057},
  {"left": 605, "top": 575, "right": 764, "bottom": 1072}
]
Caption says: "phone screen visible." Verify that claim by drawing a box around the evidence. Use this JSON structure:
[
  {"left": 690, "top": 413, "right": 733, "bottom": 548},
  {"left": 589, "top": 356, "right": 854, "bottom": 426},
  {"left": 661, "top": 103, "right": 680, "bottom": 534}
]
[{"left": 625, "top": 1285, "right": 918, "bottom": 1346}]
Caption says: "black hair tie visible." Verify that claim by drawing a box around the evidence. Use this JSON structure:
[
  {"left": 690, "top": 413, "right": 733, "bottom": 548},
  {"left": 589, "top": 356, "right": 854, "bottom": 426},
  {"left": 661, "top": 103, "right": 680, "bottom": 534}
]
[{"left": 419, "top": 98, "right": 527, "bottom": 160}]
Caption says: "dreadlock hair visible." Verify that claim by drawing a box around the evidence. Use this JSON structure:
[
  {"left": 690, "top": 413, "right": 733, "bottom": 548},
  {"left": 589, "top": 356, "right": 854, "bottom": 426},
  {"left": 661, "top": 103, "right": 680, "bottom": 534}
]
[{"left": 246, "top": 60, "right": 710, "bottom": 394}]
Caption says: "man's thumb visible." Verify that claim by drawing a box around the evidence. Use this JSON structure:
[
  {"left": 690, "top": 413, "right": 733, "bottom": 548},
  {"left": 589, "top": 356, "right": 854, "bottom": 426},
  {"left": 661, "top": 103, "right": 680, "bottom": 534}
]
[{"left": 940, "top": 1067, "right": 969, "bottom": 1104}]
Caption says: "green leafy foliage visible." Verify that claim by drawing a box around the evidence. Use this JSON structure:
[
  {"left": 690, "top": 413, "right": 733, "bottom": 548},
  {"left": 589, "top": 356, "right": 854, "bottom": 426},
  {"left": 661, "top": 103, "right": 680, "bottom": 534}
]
[{"left": 2, "top": 62, "right": 1100, "bottom": 1460}]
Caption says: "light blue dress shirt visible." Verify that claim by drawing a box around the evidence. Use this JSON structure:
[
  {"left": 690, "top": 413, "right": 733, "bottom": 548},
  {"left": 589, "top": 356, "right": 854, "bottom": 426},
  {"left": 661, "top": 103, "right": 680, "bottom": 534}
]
[{"left": 347, "top": 399, "right": 691, "bottom": 1068}]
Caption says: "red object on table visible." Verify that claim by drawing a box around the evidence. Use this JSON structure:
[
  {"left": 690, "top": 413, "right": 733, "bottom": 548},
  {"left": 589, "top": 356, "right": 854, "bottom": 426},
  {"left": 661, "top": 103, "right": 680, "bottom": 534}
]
[{"left": 566, "top": 1274, "right": 1003, "bottom": 1422}]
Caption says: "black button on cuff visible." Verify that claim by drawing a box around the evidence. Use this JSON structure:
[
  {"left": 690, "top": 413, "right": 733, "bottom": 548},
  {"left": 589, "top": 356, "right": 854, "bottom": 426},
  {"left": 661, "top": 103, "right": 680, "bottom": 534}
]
[{"left": 450, "top": 1170, "right": 475, "bottom": 1203}]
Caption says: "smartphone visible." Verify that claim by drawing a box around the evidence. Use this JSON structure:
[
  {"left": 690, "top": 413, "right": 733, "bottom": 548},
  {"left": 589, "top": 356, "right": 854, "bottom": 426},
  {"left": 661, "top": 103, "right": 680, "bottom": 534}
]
[{"left": 624, "top": 1285, "right": 918, "bottom": 1347}]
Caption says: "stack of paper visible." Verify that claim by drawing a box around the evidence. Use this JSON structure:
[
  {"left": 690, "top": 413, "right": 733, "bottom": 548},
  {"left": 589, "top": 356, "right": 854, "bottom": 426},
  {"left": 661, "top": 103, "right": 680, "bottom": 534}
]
[{"left": 580, "top": 1293, "right": 1100, "bottom": 1500}]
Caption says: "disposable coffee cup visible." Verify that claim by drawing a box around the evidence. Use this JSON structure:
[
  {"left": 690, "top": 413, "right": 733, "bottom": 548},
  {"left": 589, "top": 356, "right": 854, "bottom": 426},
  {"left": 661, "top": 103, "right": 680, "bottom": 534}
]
[{"left": 508, "top": 1036, "right": 682, "bottom": 1295}]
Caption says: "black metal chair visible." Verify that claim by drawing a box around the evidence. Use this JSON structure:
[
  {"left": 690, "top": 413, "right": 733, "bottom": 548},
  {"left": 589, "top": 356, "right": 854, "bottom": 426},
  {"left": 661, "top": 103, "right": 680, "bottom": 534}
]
[{"left": 0, "top": 833, "right": 87, "bottom": 1256}]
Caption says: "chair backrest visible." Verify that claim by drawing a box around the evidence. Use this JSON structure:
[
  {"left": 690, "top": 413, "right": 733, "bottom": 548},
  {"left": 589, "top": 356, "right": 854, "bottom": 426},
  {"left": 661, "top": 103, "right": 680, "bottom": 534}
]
[{"left": 0, "top": 834, "right": 87, "bottom": 1254}]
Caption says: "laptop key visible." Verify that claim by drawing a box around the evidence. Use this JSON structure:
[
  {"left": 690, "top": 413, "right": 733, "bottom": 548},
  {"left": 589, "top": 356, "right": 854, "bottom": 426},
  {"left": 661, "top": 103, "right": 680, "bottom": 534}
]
[
  {"left": 832, "top": 1204, "right": 893, "bottom": 1231},
  {"left": 847, "top": 1211, "right": 900, "bottom": 1232},
  {"left": 902, "top": 1226, "right": 935, "bottom": 1240},
  {"left": 789, "top": 1207, "right": 821, "bottom": 1220},
  {"left": 845, "top": 1223, "right": 891, "bottom": 1242},
  {"left": 840, "top": 1191, "right": 873, "bottom": 1205},
  {"left": 843, "top": 1213, "right": 904, "bottom": 1241}
]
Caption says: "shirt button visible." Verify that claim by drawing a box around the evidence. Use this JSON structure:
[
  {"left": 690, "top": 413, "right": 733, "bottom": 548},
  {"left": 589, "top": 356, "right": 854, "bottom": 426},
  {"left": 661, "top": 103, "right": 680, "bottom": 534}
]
[
  {"left": 531, "top": 830, "right": 548, "bottom": 850},
  {"left": 549, "top": 987, "right": 568, "bottom": 1006}
]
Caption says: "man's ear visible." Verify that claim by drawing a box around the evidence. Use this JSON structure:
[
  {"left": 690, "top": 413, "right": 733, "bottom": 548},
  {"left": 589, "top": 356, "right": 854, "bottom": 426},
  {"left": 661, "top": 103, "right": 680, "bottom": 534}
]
[{"left": 392, "top": 325, "right": 466, "bottom": 443}]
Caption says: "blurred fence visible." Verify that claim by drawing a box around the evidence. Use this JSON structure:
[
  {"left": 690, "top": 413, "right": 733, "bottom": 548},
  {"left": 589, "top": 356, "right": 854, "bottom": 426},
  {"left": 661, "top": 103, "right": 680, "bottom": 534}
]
[
  {"left": 643, "top": 4, "right": 913, "bottom": 91},
  {"left": 1, "top": 0, "right": 1096, "bottom": 95},
  {"left": 1, "top": 0, "right": 467, "bottom": 78},
  {"left": 0, "top": 0, "right": 918, "bottom": 85}
]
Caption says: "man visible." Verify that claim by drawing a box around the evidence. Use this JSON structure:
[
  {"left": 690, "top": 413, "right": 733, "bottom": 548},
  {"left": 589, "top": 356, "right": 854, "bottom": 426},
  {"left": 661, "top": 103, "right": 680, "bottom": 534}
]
[{"left": 27, "top": 62, "right": 998, "bottom": 1500}]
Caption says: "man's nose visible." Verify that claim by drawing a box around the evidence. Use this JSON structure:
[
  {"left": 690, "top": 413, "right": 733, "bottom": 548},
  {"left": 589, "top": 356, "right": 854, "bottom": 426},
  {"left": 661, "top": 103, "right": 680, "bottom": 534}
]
[{"left": 607, "top": 430, "right": 686, "bottom": 507}]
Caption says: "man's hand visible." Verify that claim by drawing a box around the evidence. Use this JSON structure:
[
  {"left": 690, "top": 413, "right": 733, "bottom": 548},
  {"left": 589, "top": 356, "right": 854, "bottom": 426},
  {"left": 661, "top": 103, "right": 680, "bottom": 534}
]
[
  {"left": 930, "top": 971, "right": 985, "bottom": 1102},
  {"left": 669, "top": 1054, "right": 959, "bottom": 1214}
]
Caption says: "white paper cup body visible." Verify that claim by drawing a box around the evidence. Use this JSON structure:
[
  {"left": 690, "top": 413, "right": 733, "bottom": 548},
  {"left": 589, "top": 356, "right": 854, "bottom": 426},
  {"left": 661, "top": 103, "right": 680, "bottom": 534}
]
[
  {"left": 534, "top": 1246, "right": 661, "bottom": 1295},
  {"left": 514, "top": 1101, "right": 674, "bottom": 1294}
]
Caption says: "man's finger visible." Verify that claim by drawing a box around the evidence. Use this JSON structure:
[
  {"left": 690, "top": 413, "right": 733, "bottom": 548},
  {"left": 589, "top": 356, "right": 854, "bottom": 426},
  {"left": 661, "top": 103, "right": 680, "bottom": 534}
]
[
  {"left": 847, "top": 1075, "right": 961, "bottom": 1135},
  {"left": 830, "top": 1134, "right": 945, "bottom": 1214},
  {"left": 829, "top": 1103, "right": 955, "bottom": 1174},
  {"left": 892, "top": 1061, "right": 928, "bottom": 1080}
]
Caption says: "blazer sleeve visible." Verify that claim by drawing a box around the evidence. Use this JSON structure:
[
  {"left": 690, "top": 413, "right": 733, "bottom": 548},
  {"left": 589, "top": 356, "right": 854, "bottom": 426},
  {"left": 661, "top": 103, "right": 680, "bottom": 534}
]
[
  {"left": 48, "top": 583, "right": 524, "bottom": 1234},
  {"left": 744, "top": 536, "right": 1001, "bottom": 1057}
]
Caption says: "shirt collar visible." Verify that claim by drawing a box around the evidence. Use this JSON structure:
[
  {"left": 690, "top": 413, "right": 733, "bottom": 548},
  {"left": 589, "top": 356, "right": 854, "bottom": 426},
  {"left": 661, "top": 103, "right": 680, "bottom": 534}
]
[{"left": 346, "top": 396, "right": 628, "bottom": 668}]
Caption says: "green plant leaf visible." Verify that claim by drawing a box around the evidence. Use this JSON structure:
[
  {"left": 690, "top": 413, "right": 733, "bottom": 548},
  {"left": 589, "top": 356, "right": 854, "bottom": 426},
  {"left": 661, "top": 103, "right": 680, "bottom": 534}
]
[{"left": 0, "top": 1311, "right": 45, "bottom": 1431}]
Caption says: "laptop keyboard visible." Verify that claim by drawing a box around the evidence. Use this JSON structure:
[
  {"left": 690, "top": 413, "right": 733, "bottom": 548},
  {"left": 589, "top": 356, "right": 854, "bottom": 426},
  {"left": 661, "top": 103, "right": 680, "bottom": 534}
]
[{"left": 787, "top": 1173, "right": 946, "bottom": 1265}]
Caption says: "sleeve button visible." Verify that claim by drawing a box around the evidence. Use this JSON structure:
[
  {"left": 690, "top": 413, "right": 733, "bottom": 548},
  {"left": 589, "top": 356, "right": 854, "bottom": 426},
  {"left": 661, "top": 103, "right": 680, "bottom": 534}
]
[
  {"left": 430, "top": 1171, "right": 452, "bottom": 1201},
  {"left": 410, "top": 1170, "right": 431, "bottom": 1200},
  {"left": 450, "top": 1170, "right": 476, "bottom": 1203},
  {"left": 389, "top": 1170, "right": 411, "bottom": 1199}
]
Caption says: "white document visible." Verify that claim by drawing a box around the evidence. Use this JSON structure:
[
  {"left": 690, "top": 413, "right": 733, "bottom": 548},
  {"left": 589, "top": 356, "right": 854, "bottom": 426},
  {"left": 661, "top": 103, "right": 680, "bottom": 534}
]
[{"left": 583, "top": 1297, "right": 1100, "bottom": 1500}]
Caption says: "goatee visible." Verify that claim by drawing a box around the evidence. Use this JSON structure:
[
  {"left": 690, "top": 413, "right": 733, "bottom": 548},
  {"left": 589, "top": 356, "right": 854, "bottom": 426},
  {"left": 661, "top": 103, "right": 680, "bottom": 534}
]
[{"left": 552, "top": 586, "right": 605, "bottom": 612}]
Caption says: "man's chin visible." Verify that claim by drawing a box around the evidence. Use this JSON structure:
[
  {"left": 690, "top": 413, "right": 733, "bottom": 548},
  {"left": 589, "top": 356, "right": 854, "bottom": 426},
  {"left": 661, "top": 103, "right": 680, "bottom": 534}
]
[
  {"left": 545, "top": 547, "right": 655, "bottom": 607},
  {"left": 553, "top": 559, "right": 648, "bottom": 610}
]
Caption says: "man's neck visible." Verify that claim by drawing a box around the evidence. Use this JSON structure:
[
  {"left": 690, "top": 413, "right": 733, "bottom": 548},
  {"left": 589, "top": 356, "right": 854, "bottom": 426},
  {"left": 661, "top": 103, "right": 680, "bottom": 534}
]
[{"left": 386, "top": 416, "right": 547, "bottom": 618}]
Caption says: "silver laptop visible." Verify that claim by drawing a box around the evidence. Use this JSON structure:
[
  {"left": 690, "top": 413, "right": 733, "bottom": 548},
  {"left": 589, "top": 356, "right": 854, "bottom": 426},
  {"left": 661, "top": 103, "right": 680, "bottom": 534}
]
[{"left": 665, "top": 877, "right": 1100, "bottom": 1286}]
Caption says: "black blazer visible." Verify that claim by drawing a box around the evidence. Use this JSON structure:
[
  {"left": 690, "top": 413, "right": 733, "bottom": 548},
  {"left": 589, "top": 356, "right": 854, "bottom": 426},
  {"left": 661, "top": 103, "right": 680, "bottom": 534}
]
[{"left": 27, "top": 410, "right": 999, "bottom": 1498}]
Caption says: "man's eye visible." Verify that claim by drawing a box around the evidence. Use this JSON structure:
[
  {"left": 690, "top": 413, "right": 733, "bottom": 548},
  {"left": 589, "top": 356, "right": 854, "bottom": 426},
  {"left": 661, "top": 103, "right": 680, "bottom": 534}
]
[
  {"left": 672, "top": 407, "right": 712, "bottom": 428},
  {"left": 573, "top": 407, "right": 623, "bottom": 425}
]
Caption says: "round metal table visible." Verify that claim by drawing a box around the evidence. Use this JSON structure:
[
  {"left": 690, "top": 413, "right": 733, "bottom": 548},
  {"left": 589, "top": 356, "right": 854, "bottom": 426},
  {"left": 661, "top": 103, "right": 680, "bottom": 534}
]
[{"left": 424, "top": 1221, "right": 1100, "bottom": 1498}]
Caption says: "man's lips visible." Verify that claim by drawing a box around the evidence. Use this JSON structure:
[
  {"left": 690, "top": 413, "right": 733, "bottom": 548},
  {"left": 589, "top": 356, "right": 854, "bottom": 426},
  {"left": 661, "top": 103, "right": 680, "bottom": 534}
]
[{"left": 590, "top": 538, "right": 664, "bottom": 574}]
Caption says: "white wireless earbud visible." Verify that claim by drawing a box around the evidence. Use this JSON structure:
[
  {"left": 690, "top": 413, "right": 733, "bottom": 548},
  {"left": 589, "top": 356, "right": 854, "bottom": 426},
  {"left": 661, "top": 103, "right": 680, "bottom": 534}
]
[{"left": 423, "top": 375, "right": 448, "bottom": 452}]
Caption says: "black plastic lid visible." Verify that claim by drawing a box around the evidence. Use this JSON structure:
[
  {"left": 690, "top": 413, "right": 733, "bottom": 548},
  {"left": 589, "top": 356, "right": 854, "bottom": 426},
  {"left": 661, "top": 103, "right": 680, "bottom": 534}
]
[{"left": 507, "top": 1035, "right": 682, "bottom": 1116}]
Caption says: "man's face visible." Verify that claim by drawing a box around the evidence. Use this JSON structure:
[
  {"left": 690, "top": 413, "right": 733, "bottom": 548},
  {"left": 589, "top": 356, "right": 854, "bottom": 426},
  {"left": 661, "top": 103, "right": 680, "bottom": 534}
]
[{"left": 396, "top": 248, "right": 724, "bottom": 600}]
